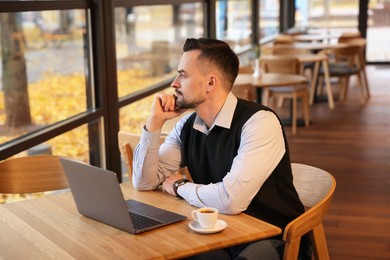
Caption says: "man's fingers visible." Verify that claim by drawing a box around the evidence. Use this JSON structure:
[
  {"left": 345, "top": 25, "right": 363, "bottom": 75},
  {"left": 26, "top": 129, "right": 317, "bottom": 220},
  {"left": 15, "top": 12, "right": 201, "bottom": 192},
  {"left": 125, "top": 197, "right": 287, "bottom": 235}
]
[{"left": 157, "top": 93, "right": 176, "bottom": 112}]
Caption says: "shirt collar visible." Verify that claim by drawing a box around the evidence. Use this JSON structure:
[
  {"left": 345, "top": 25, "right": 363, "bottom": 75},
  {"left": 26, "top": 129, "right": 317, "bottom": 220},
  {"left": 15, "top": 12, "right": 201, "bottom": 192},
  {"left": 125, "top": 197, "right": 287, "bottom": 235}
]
[{"left": 193, "top": 92, "right": 237, "bottom": 134}]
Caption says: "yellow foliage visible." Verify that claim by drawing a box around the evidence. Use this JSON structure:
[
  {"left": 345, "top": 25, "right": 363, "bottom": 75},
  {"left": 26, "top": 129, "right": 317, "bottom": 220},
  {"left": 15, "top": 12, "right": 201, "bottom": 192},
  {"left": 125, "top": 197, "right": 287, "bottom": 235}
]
[
  {"left": 0, "top": 68, "right": 166, "bottom": 160},
  {"left": 1, "top": 68, "right": 167, "bottom": 204}
]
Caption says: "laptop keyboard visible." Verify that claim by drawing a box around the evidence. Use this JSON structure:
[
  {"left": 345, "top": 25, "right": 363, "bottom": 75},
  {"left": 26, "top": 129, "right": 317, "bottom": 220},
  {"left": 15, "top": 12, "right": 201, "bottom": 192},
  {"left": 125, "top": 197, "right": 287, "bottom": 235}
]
[{"left": 129, "top": 211, "right": 163, "bottom": 230}]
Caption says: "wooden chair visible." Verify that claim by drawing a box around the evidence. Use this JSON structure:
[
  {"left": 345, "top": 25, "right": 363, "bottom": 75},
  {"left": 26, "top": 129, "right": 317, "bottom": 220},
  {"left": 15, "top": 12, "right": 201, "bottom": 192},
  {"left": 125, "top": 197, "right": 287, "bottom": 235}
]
[
  {"left": 319, "top": 45, "right": 368, "bottom": 103},
  {"left": 232, "top": 65, "right": 256, "bottom": 101},
  {"left": 271, "top": 47, "right": 314, "bottom": 80},
  {"left": 0, "top": 155, "right": 69, "bottom": 194},
  {"left": 274, "top": 34, "right": 297, "bottom": 45},
  {"left": 118, "top": 131, "right": 191, "bottom": 180},
  {"left": 337, "top": 37, "right": 370, "bottom": 99},
  {"left": 338, "top": 31, "right": 362, "bottom": 42},
  {"left": 283, "top": 163, "right": 336, "bottom": 260},
  {"left": 260, "top": 56, "right": 310, "bottom": 134}
]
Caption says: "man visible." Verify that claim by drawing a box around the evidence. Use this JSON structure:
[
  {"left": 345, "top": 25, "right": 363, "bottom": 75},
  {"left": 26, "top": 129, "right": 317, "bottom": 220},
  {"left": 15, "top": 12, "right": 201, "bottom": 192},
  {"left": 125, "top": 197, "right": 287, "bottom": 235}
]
[{"left": 133, "top": 38, "right": 308, "bottom": 259}]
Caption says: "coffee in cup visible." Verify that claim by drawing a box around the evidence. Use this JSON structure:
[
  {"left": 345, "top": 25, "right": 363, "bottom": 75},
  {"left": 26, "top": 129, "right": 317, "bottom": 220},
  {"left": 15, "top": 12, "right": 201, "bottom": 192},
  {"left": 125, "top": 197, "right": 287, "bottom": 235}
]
[{"left": 191, "top": 207, "right": 218, "bottom": 229}]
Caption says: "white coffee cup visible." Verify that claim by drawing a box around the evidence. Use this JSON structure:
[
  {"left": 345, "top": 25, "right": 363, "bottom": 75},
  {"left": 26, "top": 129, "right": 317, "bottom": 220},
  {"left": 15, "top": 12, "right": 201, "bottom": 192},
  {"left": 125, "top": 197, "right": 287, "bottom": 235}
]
[{"left": 191, "top": 207, "right": 218, "bottom": 229}]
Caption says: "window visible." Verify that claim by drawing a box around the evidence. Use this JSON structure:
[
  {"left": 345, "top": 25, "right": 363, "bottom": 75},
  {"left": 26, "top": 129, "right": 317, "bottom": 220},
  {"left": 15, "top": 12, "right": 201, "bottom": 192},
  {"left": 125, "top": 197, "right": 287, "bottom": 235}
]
[
  {"left": 115, "top": 4, "right": 204, "bottom": 98},
  {"left": 295, "top": 0, "right": 359, "bottom": 32},
  {"left": 259, "top": 0, "right": 280, "bottom": 39},
  {"left": 0, "top": 9, "right": 93, "bottom": 162},
  {"left": 115, "top": 3, "right": 205, "bottom": 135},
  {"left": 367, "top": 1, "right": 390, "bottom": 62},
  {"left": 216, "top": 0, "right": 252, "bottom": 52}
]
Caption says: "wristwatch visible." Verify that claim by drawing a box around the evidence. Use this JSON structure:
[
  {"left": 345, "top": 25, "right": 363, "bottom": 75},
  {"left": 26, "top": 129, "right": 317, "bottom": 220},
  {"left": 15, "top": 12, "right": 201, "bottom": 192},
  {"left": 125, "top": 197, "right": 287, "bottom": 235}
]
[{"left": 173, "top": 179, "right": 189, "bottom": 198}]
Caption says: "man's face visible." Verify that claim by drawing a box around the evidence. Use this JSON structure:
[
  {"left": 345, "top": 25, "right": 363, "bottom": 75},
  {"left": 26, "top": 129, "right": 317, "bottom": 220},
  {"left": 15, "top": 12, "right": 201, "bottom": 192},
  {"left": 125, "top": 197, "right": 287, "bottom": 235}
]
[{"left": 171, "top": 50, "right": 209, "bottom": 109}]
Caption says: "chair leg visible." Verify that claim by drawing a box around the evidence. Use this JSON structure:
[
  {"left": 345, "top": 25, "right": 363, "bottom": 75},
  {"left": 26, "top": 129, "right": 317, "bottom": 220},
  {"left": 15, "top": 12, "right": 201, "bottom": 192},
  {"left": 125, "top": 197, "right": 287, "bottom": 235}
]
[
  {"left": 309, "top": 61, "right": 320, "bottom": 105},
  {"left": 311, "top": 224, "right": 330, "bottom": 260},
  {"left": 277, "top": 97, "right": 284, "bottom": 108},
  {"left": 316, "top": 76, "right": 324, "bottom": 96},
  {"left": 270, "top": 95, "right": 277, "bottom": 109},
  {"left": 263, "top": 88, "right": 270, "bottom": 106},
  {"left": 302, "top": 92, "right": 310, "bottom": 127},
  {"left": 283, "top": 239, "right": 301, "bottom": 260},
  {"left": 356, "top": 72, "right": 367, "bottom": 104},
  {"left": 339, "top": 77, "right": 349, "bottom": 101},
  {"left": 362, "top": 68, "right": 370, "bottom": 98},
  {"left": 292, "top": 95, "right": 297, "bottom": 134}
]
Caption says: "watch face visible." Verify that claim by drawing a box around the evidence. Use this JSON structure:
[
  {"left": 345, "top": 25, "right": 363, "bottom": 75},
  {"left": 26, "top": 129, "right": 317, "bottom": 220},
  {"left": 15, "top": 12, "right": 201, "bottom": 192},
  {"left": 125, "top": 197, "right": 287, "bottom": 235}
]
[
  {"left": 174, "top": 179, "right": 188, "bottom": 187},
  {"left": 175, "top": 180, "right": 183, "bottom": 187}
]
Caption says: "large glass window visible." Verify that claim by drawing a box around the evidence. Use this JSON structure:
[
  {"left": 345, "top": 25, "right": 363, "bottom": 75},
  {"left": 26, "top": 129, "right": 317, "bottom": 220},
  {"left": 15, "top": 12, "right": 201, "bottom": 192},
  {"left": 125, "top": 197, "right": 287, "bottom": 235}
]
[
  {"left": 115, "top": 4, "right": 204, "bottom": 98},
  {"left": 259, "top": 0, "right": 280, "bottom": 39},
  {"left": 367, "top": 1, "right": 390, "bottom": 62},
  {"left": 216, "top": 0, "right": 252, "bottom": 52},
  {"left": 295, "top": 0, "right": 359, "bottom": 32},
  {"left": 0, "top": 10, "right": 90, "bottom": 146}
]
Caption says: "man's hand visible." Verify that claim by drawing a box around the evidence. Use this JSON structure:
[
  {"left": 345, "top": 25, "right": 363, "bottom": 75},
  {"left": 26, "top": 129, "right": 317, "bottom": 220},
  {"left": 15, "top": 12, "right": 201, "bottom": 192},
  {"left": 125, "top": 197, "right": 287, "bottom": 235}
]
[
  {"left": 162, "top": 173, "right": 185, "bottom": 196},
  {"left": 146, "top": 93, "right": 186, "bottom": 132}
]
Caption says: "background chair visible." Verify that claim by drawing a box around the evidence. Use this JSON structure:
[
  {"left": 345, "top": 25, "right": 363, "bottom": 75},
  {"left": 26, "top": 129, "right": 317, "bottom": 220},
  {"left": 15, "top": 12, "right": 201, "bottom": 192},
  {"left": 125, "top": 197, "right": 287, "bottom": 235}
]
[
  {"left": 232, "top": 65, "right": 257, "bottom": 101},
  {"left": 337, "top": 37, "right": 370, "bottom": 99},
  {"left": 283, "top": 163, "right": 336, "bottom": 260},
  {"left": 0, "top": 155, "right": 69, "bottom": 202},
  {"left": 270, "top": 47, "right": 314, "bottom": 81},
  {"left": 319, "top": 45, "right": 368, "bottom": 104},
  {"left": 260, "top": 56, "right": 310, "bottom": 134},
  {"left": 274, "top": 34, "right": 297, "bottom": 45}
]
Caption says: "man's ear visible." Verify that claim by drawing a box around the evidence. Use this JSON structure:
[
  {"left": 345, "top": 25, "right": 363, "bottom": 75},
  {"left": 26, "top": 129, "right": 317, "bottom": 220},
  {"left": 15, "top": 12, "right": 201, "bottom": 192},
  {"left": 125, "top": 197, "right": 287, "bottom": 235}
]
[{"left": 206, "top": 75, "right": 217, "bottom": 93}]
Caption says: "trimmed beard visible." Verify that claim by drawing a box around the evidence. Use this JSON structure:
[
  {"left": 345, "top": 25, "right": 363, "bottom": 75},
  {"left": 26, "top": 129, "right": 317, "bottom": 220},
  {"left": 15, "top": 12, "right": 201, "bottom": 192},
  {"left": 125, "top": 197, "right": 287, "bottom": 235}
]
[{"left": 175, "top": 93, "right": 205, "bottom": 109}]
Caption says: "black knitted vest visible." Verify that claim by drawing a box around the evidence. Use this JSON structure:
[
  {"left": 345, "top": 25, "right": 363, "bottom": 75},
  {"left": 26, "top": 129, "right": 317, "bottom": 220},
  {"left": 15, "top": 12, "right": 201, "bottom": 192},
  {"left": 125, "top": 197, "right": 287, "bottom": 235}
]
[{"left": 180, "top": 99, "right": 304, "bottom": 230}]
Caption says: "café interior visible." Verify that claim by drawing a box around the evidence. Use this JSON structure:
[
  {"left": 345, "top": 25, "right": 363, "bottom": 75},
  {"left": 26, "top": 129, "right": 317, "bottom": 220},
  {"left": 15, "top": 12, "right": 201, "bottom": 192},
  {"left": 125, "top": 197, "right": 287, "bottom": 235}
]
[{"left": 0, "top": 0, "right": 389, "bottom": 259}]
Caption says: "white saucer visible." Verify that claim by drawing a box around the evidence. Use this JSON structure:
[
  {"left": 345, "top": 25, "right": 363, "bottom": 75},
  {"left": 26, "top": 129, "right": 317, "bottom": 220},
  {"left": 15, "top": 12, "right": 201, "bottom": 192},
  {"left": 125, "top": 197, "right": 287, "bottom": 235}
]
[{"left": 189, "top": 219, "right": 227, "bottom": 234}]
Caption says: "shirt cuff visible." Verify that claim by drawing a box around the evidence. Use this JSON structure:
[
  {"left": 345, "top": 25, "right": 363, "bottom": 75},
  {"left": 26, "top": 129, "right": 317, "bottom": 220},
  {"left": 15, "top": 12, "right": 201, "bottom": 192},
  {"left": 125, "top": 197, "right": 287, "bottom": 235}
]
[
  {"left": 177, "top": 182, "right": 196, "bottom": 201},
  {"left": 140, "top": 126, "right": 162, "bottom": 149}
]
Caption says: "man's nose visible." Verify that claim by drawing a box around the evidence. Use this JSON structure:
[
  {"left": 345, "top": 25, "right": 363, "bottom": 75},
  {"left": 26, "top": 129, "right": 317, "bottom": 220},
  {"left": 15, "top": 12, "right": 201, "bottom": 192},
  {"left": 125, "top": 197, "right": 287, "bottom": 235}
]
[{"left": 171, "top": 77, "right": 179, "bottom": 88}]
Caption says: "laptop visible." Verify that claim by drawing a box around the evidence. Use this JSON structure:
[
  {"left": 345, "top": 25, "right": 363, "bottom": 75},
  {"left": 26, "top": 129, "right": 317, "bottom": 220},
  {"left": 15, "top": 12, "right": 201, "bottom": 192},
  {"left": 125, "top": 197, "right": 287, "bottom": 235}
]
[{"left": 60, "top": 157, "right": 187, "bottom": 234}]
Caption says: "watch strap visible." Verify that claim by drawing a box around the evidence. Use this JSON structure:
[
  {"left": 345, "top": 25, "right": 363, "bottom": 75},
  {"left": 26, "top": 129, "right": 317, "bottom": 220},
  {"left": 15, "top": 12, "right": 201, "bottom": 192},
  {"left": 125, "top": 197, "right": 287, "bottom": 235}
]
[{"left": 173, "top": 179, "right": 189, "bottom": 198}]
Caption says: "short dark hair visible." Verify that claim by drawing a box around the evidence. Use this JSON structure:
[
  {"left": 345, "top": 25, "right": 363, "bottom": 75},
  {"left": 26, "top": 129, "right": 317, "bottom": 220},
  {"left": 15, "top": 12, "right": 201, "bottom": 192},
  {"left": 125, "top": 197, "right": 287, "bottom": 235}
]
[{"left": 183, "top": 38, "right": 239, "bottom": 90}]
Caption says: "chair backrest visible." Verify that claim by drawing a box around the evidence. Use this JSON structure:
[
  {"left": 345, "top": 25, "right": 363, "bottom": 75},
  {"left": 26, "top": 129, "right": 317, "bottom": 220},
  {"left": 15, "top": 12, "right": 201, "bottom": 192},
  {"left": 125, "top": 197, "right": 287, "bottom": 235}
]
[
  {"left": 283, "top": 163, "right": 336, "bottom": 260},
  {"left": 326, "top": 45, "right": 362, "bottom": 68},
  {"left": 232, "top": 65, "right": 256, "bottom": 101},
  {"left": 337, "top": 38, "right": 367, "bottom": 66},
  {"left": 238, "top": 65, "right": 253, "bottom": 74},
  {"left": 260, "top": 56, "right": 301, "bottom": 75},
  {"left": 271, "top": 48, "right": 309, "bottom": 55},
  {"left": 118, "top": 131, "right": 165, "bottom": 178},
  {"left": 338, "top": 31, "right": 362, "bottom": 43},
  {"left": 274, "top": 35, "right": 296, "bottom": 45},
  {"left": 0, "top": 155, "right": 69, "bottom": 194}
]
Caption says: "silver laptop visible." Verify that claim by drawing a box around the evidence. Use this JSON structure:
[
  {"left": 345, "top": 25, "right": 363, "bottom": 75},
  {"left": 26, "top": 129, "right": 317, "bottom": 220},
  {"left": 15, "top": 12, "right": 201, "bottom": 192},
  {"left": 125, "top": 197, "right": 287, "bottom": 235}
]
[{"left": 60, "top": 157, "right": 187, "bottom": 234}]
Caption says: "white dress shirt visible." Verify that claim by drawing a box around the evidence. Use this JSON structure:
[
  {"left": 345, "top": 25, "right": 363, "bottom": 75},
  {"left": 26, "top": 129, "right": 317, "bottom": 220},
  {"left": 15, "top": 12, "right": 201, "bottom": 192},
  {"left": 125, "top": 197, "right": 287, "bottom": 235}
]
[{"left": 133, "top": 92, "right": 285, "bottom": 215}]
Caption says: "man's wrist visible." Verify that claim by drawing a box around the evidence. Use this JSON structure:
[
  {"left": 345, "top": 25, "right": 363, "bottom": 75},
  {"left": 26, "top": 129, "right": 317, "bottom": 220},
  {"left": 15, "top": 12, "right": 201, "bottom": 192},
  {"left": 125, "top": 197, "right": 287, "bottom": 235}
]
[
  {"left": 145, "top": 116, "right": 165, "bottom": 133},
  {"left": 172, "top": 179, "right": 189, "bottom": 198}
]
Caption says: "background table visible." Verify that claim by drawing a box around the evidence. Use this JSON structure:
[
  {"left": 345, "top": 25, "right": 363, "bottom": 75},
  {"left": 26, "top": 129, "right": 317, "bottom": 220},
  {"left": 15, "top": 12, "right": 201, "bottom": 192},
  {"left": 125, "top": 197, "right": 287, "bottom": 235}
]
[
  {"left": 0, "top": 182, "right": 282, "bottom": 259},
  {"left": 260, "top": 54, "right": 335, "bottom": 109},
  {"left": 234, "top": 73, "right": 308, "bottom": 104}
]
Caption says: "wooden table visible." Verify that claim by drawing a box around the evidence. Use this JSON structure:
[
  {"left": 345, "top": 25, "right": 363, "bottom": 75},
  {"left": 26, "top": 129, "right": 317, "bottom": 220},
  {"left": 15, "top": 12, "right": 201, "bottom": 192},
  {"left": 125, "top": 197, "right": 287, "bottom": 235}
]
[
  {"left": 0, "top": 182, "right": 282, "bottom": 259},
  {"left": 260, "top": 54, "right": 335, "bottom": 109},
  {"left": 270, "top": 42, "right": 349, "bottom": 53},
  {"left": 292, "top": 33, "right": 341, "bottom": 43},
  {"left": 234, "top": 73, "right": 309, "bottom": 128},
  {"left": 234, "top": 73, "right": 308, "bottom": 104}
]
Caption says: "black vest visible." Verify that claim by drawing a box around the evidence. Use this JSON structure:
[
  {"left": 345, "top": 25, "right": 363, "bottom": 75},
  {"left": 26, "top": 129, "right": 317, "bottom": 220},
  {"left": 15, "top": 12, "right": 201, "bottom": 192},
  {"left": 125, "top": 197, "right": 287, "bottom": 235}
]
[{"left": 180, "top": 99, "right": 304, "bottom": 230}]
